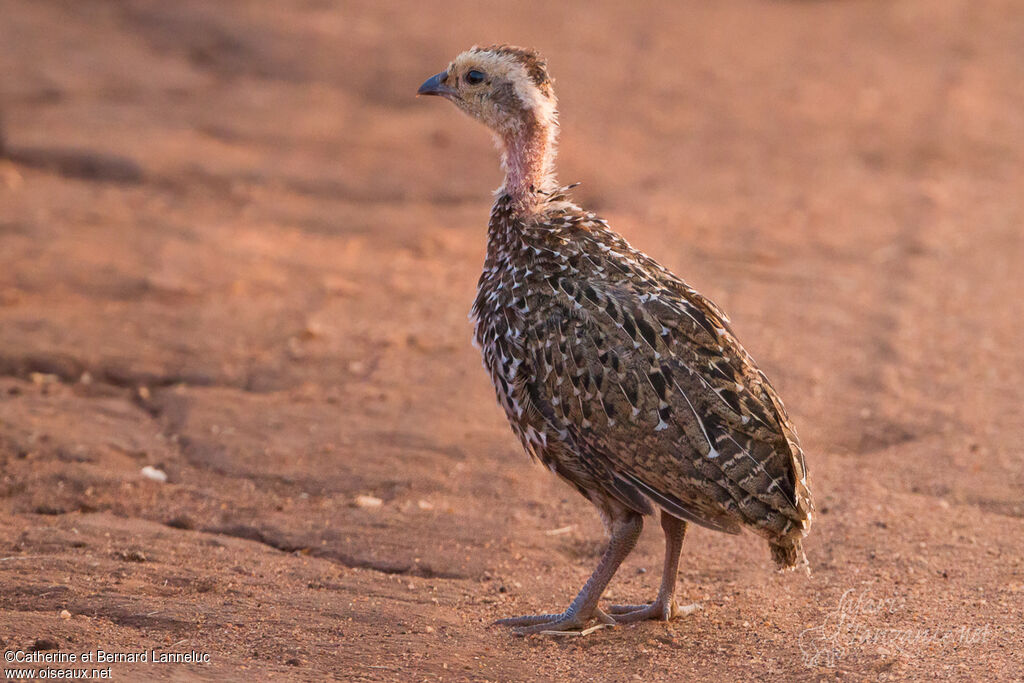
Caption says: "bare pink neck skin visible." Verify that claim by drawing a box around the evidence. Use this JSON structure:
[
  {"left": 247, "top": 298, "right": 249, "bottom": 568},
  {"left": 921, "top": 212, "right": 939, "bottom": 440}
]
[{"left": 500, "top": 115, "right": 557, "bottom": 210}]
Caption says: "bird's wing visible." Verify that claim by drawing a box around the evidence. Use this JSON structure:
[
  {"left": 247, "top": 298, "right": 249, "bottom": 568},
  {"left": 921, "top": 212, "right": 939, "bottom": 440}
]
[{"left": 516, "top": 229, "right": 810, "bottom": 537}]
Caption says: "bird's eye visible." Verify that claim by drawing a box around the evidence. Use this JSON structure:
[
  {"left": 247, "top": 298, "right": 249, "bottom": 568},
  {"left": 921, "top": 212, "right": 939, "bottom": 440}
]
[{"left": 465, "top": 69, "right": 486, "bottom": 85}]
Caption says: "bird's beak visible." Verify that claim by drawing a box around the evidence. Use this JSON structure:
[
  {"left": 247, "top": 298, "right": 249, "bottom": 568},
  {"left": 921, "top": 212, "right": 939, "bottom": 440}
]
[{"left": 417, "top": 71, "right": 457, "bottom": 99}]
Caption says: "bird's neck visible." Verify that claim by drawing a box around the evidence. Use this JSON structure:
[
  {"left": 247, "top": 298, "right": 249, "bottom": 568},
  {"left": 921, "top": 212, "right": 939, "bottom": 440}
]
[{"left": 499, "top": 115, "right": 558, "bottom": 210}]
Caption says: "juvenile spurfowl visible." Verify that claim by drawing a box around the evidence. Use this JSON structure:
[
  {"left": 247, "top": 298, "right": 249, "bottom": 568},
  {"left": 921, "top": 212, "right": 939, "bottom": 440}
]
[{"left": 418, "top": 46, "right": 812, "bottom": 635}]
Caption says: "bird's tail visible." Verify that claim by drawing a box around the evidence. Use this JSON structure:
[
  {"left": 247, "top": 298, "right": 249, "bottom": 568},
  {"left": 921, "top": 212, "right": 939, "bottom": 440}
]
[{"left": 769, "top": 537, "right": 810, "bottom": 575}]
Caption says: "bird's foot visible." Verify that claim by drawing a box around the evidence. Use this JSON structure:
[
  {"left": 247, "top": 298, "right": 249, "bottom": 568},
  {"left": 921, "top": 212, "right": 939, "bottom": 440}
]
[
  {"left": 606, "top": 599, "right": 702, "bottom": 624},
  {"left": 494, "top": 607, "right": 616, "bottom": 636}
]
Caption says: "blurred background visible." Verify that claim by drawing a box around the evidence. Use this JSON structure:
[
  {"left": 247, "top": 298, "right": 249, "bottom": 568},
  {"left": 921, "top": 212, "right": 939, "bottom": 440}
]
[{"left": 1, "top": 0, "right": 1021, "bottom": 679}]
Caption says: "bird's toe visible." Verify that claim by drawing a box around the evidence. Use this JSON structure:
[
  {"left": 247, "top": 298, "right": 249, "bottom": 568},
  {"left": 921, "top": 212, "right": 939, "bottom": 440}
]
[
  {"left": 495, "top": 607, "right": 615, "bottom": 636},
  {"left": 607, "top": 599, "right": 703, "bottom": 623},
  {"left": 493, "top": 613, "right": 564, "bottom": 627}
]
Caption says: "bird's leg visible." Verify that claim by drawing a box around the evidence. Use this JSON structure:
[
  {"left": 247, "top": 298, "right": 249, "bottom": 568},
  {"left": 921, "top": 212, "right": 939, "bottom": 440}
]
[
  {"left": 607, "top": 512, "right": 695, "bottom": 623},
  {"left": 496, "top": 511, "right": 643, "bottom": 636}
]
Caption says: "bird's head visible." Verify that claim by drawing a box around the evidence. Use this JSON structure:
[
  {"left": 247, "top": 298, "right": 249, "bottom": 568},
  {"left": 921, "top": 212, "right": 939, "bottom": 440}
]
[
  {"left": 417, "top": 45, "right": 557, "bottom": 137},
  {"left": 418, "top": 46, "right": 559, "bottom": 202}
]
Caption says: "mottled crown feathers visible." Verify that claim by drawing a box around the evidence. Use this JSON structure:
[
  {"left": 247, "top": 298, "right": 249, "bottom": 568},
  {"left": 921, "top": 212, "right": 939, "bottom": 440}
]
[{"left": 475, "top": 44, "right": 553, "bottom": 97}]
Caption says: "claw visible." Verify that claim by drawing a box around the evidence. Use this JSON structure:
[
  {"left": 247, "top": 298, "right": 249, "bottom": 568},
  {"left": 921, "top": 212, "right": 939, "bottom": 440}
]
[{"left": 540, "top": 623, "right": 614, "bottom": 637}]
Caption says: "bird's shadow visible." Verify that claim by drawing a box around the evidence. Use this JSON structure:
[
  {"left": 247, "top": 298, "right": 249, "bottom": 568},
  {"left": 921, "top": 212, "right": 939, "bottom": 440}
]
[{"left": 4, "top": 145, "right": 143, "bottom": 184}]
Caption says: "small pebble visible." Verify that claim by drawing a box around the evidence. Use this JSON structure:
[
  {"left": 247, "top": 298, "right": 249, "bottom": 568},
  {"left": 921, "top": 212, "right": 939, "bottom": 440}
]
[
  {"left": 59, "top": 610, "right": 71, "bottom": 620},
  {"left": 354, "top": 495, "right": 383, "bottom": 509},
  {"left": 141, "top": 466, "right": 167, "bottom": 483}
]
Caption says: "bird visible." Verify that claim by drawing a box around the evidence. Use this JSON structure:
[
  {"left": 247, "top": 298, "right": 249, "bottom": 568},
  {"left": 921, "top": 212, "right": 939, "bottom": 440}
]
[{"left": 417, "top": 45, "right": 812, "bottom": 635}]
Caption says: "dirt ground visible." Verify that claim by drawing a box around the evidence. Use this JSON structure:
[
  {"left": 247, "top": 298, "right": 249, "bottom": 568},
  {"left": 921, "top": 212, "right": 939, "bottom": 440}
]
[{"left": 1, "top": 0, "right": 1022, "bottom": 680}]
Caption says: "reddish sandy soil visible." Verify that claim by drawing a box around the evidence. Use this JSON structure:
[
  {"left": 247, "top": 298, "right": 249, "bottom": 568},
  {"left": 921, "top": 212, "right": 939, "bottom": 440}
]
[{"left": 1, "top": 1, "right": 1022, "bottom": 680}]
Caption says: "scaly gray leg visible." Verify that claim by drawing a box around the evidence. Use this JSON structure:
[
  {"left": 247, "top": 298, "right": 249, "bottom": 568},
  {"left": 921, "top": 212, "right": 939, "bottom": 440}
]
[
  {"left": 496, "top": 511, "right": 643, "bottom": 635},
  {"left": 607, "top": 512, "right": 690, "bottom": 622}
]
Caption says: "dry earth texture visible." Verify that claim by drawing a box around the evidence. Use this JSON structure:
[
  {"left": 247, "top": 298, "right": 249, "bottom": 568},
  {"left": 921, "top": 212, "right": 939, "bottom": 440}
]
[{"left": 1, "top": 0, "right": 1022, "bottom": 681}]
